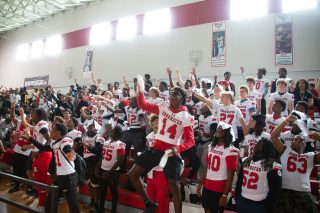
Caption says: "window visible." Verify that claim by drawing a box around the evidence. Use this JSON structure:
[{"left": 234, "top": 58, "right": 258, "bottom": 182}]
[
  {"left": 282, "top": 0, "right": 317, "bottom": 12},
  {"left": 116, "top": 16, "right": 137, "bottom": 40},
  {"left": 45, "top": 35, "right": 63, "bottom": 55},
  {"left": 143, "top": 8, "right": 171, "bottom": 35},
  {"left": 230, "top": 0, "right": 267, "bottom": 20},
  {"left": 16, "top": 43, "right": 29, "bottom": 61},
  {"left": 31, "top": 40, "right": 44, "bottom": 59},
  {"left": 89, "top": 22, "right": 111, "bottom": 45}
]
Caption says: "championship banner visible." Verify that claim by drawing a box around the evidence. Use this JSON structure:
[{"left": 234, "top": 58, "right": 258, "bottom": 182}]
[
  {"left": 83, "top": 50, "right": 93, "bottom": 79},
  {"left": 275, "top": 14, "right": 293, "bottom": 65},
  {"left": 211, "top": 22, "right": 226, "bottom": 67},
  {"left": 24, "top": 75, "right": 49, "bottom": 88}
]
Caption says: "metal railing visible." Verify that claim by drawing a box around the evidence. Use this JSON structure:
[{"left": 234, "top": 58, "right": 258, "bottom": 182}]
[{"left": 0, "top": 171, "right": 59, "bottom": 213}]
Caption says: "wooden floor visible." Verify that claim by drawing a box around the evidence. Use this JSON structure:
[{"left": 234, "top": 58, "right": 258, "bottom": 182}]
[{"left": 0, "top": 178, "right": 112, "bottom": 213}]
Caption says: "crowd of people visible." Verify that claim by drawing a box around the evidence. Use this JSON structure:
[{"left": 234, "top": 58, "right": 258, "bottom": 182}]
[{"left": 0, "top": 67, "right": 319, "bottom": 213}]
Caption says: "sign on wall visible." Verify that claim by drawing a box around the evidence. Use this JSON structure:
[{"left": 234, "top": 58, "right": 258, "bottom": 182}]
[
  {"left": 211, "top": 22, "right": 226, "bottom": 67},
  {"left": 275, "top": 14, "right": 293, "bottom": 65},
  {"left": 24, "top": 75, "right": 49, "bottom": 88},
  {"left": 83, "top": 49, "right": 93, "bottom": 79}
]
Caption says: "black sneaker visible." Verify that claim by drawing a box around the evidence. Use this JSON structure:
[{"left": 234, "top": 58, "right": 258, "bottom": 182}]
[
  {"left": 8, "top": 186, "right": 19, "bottom": 193},
  {"left": 143, "top": 200, "right": 158, "bottom": 213}
]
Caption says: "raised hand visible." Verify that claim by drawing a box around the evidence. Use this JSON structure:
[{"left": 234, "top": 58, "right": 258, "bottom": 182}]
[
  {"left": 166, "top": 67, "right": 172, "bottom": 75},
  {"left": 240, "top": 66, "right": 244, "bottom": 73}
]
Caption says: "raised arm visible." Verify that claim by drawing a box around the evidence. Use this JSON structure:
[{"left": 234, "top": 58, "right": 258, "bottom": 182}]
[
  {"left": 191, "top": 67, "right": 201, "bottom": 89},
  {"left": 175, "top": 68, "right": 185, "bottom": 88},
  {"left": 240, "top": 66, "right": 247, "bottom": 81},
  {"left": 271, "top": 115, "right": 297, "bottom": 154},
  {"left": 167, "top": 67, "right": 175, "bottom": 88},
  {"left": 136, "top": 84, "right": 159, "bottom": 115},
  {"left": 10, "top": 102, "right": 18, "bottom": 126},
  {"left": 193, "top": 91, "right": 214, "bottom": 109}
]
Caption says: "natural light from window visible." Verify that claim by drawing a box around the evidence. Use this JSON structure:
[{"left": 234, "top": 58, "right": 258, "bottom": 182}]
[
  {"left": 230, "top": 0, "right": 268, "bottom": 20},
  {"left": 45, "top": 35, "right": 63, "bottom": 55},
  {"left": 116, "top": 16, "right": 137, "bottom": 40},
  {"left": 16, "top": 43, "right": 29, "bottom": 61},
  {"left": 282, "top": 0, "right": 317, "bottom": 12},
  {"left": 89, "top": 22, "right": 112, "bottom": 45},
  {"left": 143, "top": 8, "right": 171, "bottom": 35},
  {"left": 31, "top": 40, "right": 44, "bottom": 59}
]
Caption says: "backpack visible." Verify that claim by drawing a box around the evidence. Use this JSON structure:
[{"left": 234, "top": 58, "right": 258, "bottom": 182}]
[{"left": 59, "top": 147, "right": 87, "bottom": 185}]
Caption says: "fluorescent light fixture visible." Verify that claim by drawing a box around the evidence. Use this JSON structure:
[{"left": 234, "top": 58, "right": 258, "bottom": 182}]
[
  {"left": 16, "top": 43, "right": 29, "bottom": 61},
  {"left": 116, "top": 16, "right": 137, "bottom": 40},
  {"left": 230, "top": 0, "right": 267, "bottom": 20},
  {"left": 143, "top": 8, "right": 171, "bottom": 35},
  {"left": 31, "top": 40, "right": 44, "bottom": 59},
  {"left": 282, "top": 0, "right": 317, "bottom": 12},
  {"left": 45, "top": 35, "right": 63, "bottom": 55},
  {"left": 89, "top": 22, "right": 111, "bottom": 45}
]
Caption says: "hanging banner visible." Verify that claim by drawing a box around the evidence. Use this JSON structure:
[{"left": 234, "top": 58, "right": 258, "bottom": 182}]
[
  {"left": 275, "top": 14, "right": 293, "bottom": 65},
  {"left": 24, "top": 75, "right": 49, "bottom": 88},
  {"left": 211, "top": 22, "right": 226, "bottom": 67},
  {"left": 83, "top": 49, "right": 93, "bottom": 79}
]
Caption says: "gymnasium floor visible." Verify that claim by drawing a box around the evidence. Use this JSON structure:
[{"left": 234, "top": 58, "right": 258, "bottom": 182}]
[{"left": 0, "top": 179, "right": 112, "bottom": 213}]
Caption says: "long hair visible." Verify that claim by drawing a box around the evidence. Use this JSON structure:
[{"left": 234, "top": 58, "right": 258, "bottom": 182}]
[
  {"left": 243, "top": 138, "right": 276, "bottom": 170},
  {"left": 211, "top": 127, "right": 233, "bottom": 149},
  {"left": 295, "top": 79, "right": 309, "bottom": 91}
]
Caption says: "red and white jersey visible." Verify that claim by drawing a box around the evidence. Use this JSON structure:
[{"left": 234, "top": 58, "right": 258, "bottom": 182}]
[
  {"left": 234, "top": 99, "right": 256, "bottom": 124},
  {"left": 51, "top": 137, "right": 75, "bottom": 176},
  {"left": 280, "top": 147, "right": 314, "bottom": 192},
  {"left": 198, "top": 114, "right": 218, "bottom": 141},
  {"left": 101, "top": 140, "right": 125, "bottom": 171},
  {"left": 280, "top": 131, "right": 312, "bottom": 147},
  {"left": 255, "top": 78, "right": 269, "bottom": 95},
  {"left": 82, "top": 135, "right": 105, "bottom": 158},
  {"left": 243, "top": 132, "right": 270, "bottom": 157},
  {"left": 211, "top": 104, "right": 243, "bottom": 138},
  {"left": 154, "top": 102, "right": 193, "bottom": 146},
  {"left": 159, "top": 90, "right": 169, "bottom": 102},
  {"left": 33, "top": 120, "right": 49, "bottom": 144},
  {"left": 67, "top": 129, "right": 82, "bottom": 142},
  {"left": 269, "top": 92, "right": 294, "bottom": 116},
  {"left": 248, "top": 91, "right": 262, "bottom": 102},
  {"left": 203, "top": 144, "right": 239, "bottom": 192},
  {"left": 125, "top": 106, "right": 146, "bottom": 129},
  {"left": 241, "top": 160, "right": 281, "bottom": 201},
  {"left": 265, "top": 114, "right": 286, "bottom": 134},
  {"left": 13, "top": 121, "right": 32, "bottom": 156}
]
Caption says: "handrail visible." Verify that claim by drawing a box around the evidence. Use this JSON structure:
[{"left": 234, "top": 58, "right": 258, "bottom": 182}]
[{"left": 0, "top": 171, "right": 59, "bottom": 213}]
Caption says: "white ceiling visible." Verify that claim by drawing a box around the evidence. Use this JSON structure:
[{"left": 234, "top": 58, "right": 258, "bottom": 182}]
[{"left": 0, "top": 0, "right": 98, "bottom": 34}]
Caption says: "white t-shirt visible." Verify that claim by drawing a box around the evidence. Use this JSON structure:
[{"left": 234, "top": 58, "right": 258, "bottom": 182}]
[
  {"left": 51, "top": 137, "right": 76, "bottom": 176},
  {"left": 101, "top": 140, "right": 125, "bottom": 171},
  {"left": 280, "top": 147, "right": 314, "bottom": 192}
]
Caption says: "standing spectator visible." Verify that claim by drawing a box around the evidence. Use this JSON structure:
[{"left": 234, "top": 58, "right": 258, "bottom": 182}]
[
  {"left": 289, "top": 79, "right": 313, "bottom": 107},
  {"left": 271, "top": 68, "right": 291, "bottom": 93},
  {"left": 75, "top": 91, "right": 90, "bottom": 118},
  {"left": 145, "top": 74, "right": 153, "bottom": 87},
  {"left": 224, "top": 71, "right": 236, "bottom": 96}
]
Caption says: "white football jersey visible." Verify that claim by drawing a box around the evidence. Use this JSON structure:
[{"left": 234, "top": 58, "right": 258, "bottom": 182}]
[
  {"left": 154, "top": 102, "right": 193, "bottom": 145},
  {"left": 51, "top": 137, "right": 76, "bottom": 176},
  {"left": 255, "top": 78, "right": 269, "bottom": 95},
  {"left": 241, "top": 160, "right": 281, "bottom": 201},
  {"left": 280, "top": 147, "right": 314, "bottom": 192},
  {"left": 82, "top": 135, "right": 105, "bottom": 158},
  {"left": 33, "top": 120, "right": 49, "bottom": 144},
  {"left": 13, "top": 121, "right": 32, "bottom": 156},
  {"left": 159, "top": 90, "right": 169, "bottom": 102},
  {"left": 248, "top": 91, "right": 262, "bottom": 102},
  {"left": 265, "top": 114, "right": 286, "bottom": 134},
  {"left": 243, "top": 132, "right": 270, "bottom": 157},
  {"left": 280, "top": 131, "right": 313, "bottom": 147},
  {"left": 269, "top": 92, "right": 294, "bottom": 116},
  {"left": 198, "top": 114, "right": 218, "bottom": 141},
  {"left": 101, "top": 140, "right": 125, "bottom": 171},
  {"left": 124, "top": 106, "right": 146, "bottom": 129},
  {"left": 206, "top": 144, "right": 239, "bottom": 181},
  {"left": 67, "top": 129, "right": 82, "bottom": 142},
  {"left": 234, "top": 99, "right": 256, "bottom": 124},
  {"left": 211, "top": 104, "right": 243, "bottom": 138}
]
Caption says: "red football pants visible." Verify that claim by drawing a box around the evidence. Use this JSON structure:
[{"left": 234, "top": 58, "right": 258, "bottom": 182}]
[{"left": 146, "top": 171, "right": 169, "bottom": 213}]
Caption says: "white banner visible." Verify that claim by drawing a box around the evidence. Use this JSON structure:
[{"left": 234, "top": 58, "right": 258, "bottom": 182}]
[
  {"left": 211, "top": 22, "right": 226, "bottom": 67},
  {"left": 275, "top": 14, "right": 293, "bottom": 65},
  {"left": 24, "top": 75, "right": 49, "bottom": 88}
]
